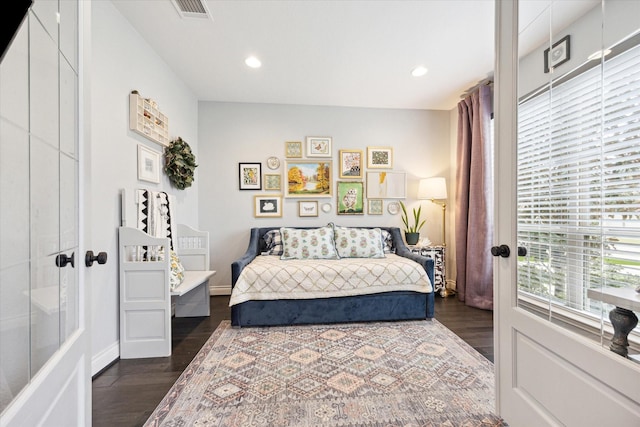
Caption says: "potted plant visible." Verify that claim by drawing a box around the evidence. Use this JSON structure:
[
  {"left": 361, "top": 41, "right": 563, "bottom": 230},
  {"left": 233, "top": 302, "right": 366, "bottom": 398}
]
[{"left": 399, "top": 201, "right": 425, "bottom": 245}]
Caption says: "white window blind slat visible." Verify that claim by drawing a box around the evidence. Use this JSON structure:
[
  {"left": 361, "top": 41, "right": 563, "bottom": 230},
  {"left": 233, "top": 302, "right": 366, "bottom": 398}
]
[{"left": 517, "top": 43, "right": 640, "bottom": 313}]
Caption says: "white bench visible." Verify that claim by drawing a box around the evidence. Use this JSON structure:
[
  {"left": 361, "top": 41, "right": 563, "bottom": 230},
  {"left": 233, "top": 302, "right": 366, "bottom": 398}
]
[{"left": 118, "top": 224, "right": 215, "bottom": 359}]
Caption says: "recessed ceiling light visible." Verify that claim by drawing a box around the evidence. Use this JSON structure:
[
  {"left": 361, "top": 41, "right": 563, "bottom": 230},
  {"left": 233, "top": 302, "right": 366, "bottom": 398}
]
[
  {"left": 245, "top": 56, "right": 262, "bottom": 68},
  {"left": 587, "top": 49, "right": 612, "bottom": 61},
  {"left": 411, "top": 66, "right": 428, "bottom": 77}
]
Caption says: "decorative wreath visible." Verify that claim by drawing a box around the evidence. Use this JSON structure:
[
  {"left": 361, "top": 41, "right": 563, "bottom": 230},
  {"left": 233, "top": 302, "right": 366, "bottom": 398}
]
[{"left": 164, "top": 137, "right": 197, "bottom": 190}]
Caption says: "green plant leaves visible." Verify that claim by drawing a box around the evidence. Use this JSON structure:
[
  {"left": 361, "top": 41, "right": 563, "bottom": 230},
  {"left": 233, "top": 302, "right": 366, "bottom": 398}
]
[
  {"left": 164, "top": 137, "right": 197, "bottom": 190},
  {"left": 399, "top": 200, "right": 425, "bottom": 233}
]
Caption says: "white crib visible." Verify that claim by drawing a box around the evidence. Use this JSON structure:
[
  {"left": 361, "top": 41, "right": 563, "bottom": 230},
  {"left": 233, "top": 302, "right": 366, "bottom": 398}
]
[{"left": 118, "top": 224, "right": 215, "bottom": 359}]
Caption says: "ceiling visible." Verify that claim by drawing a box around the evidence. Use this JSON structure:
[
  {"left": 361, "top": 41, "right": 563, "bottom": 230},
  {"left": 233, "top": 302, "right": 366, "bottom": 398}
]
[{"left": 112, "top": 0, "right": 599, "bottom": 111}]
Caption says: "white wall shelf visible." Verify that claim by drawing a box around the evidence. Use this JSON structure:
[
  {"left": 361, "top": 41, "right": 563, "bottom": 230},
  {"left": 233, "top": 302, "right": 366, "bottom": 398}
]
[{"left": 129, "top": 91, "right": 169, "bottom": 146}]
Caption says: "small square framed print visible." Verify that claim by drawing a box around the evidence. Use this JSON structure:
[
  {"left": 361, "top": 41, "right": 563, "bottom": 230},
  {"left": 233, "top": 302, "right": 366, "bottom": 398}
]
[
  {"left": 306, "top": 136, "right": 332, "bottom": 157},
  {"left": 137, "top": 144, "right": 161, "bottom": 184},
  {"left": 367, "top": 146, "right": 393, "bottom": 169},
  {"left": 254, "top": 195, "right": 282, "bottom": 217},
  {"left": 338, "top": 149, "right": 363, "bottom": 179},
  {"left": 285, "top": 141, "right": 303, "bottom": 158},
  {"left": 239, "top": 162, "right": 262, "bottom": 190},
  {"left": 298, "top": 201, "right": 318, "bottom": 217},
  {"left": 367, "top": 199, "right": 383, "bottom": 215},
  {"left": 264, "top": 173, "right": 282, "bottom": 191},
  {"left": 544, "top": 35, "right": 570, "bottom": 73},
  {"left": 337, "top": 181, "right": 364, "bottom": 215}
]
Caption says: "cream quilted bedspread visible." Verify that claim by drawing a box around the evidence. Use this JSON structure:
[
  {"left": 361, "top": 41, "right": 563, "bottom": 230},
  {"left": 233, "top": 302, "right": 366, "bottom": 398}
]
[{"left": 229, "top": 254, "right": 432, "bottom": 306}]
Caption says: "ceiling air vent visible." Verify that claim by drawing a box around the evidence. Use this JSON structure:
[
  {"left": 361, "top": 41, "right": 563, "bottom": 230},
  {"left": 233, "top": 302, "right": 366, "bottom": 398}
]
[{"left": 171, "top": 0, "right": 211, "bottom": 20}]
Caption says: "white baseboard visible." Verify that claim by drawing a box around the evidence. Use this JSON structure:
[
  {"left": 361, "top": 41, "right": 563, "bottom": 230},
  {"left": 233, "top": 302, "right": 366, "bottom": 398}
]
[
  {"left": 210, "top": 283, "right": 231, "bottom": 296},
  {"left": 91, "top": 341, "right": 119, "bottom": 377}
]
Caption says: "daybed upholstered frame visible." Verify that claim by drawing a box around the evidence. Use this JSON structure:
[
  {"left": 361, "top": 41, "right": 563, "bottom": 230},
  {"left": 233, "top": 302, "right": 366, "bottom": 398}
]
[{"left": 230, "top": 226, "right": 435, "bottom": 327}]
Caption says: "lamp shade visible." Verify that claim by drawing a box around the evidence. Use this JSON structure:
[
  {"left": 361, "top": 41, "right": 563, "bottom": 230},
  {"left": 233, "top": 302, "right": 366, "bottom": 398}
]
[{"left": 417, "top": 177, "right": 447, "bottom": 200}]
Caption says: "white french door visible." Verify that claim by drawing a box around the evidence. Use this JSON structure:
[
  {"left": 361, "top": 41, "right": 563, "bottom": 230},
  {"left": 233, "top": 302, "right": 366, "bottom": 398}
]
[
  {"left": 494, "top": 1, "right": 640, "bottom": 425},
  {"left": 0, "top": 1, "right": 91, "bottom": 425}
]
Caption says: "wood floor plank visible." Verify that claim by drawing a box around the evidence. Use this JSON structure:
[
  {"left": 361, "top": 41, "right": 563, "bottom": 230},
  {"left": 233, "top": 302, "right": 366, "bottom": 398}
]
[{"left": 92, "top": 294, "right": 494, "bottom": 426}]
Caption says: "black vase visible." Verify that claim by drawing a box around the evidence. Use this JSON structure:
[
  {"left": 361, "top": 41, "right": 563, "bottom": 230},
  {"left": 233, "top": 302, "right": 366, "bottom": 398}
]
[{"left": 405, "top": 232, "right": 420, "bottom": 245}]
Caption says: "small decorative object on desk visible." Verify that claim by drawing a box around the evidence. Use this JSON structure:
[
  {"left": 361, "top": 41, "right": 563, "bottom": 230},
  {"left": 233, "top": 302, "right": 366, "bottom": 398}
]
[{"left": 418, "top": 237, "right": 432, "bottom": 247}]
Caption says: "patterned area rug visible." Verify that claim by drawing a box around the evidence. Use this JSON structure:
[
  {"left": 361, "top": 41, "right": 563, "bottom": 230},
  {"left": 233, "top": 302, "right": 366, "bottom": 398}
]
[{"left": 144, "top": 320, "right": 504, "bottom": 427}]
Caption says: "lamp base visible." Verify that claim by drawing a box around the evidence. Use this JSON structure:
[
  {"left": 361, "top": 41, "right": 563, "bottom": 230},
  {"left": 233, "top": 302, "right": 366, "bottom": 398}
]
[{"left": 439, "top": 287, "right": 456, "bottom": 298}]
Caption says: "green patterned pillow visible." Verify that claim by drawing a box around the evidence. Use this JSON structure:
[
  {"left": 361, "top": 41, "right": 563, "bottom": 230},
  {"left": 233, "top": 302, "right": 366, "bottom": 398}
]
[
  {"left": 334, "top": 227, "right": 386, "bottom": 258},
  {"left": 280, "top": 225, "right": 339, "bottom": 260},
  {"left": 169, "top": 250, "right": 185, "bottom": 290}
]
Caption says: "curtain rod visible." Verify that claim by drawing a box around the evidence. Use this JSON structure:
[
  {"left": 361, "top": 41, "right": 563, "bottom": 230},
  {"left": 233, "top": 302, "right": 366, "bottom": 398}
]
[{"left": 460, "top": 79, "right": 493, "bottom": 99}]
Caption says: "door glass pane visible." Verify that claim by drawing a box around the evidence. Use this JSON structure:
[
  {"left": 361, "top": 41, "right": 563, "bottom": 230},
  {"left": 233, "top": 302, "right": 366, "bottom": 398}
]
[
  {"left": 60, "top": 152, "right": 78, "bottom": 340},
  {"left": 30, "top": 139, "right": 61, "bottom": 375},
  {"left": 1, "top": 0, "right": 80, "bottom": 414},
  {"left": 517, "top": 0, "right": 640, "bottom": 362},
  {"left": 0, "top": 18, "right": 30, "bottom": 414}
]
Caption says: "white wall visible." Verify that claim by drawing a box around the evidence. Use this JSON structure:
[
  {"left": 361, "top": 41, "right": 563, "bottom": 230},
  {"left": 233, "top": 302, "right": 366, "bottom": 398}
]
[
  {"left": 197, "top": 102, "right": 451, "bottom": 290},
  {"left": 90, "top": 1, "right": 199, "bottom": 374}
]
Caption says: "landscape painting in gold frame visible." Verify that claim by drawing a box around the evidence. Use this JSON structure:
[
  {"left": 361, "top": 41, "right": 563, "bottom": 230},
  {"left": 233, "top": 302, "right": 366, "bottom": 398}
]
[{"left": 285, "top": 160, "right": 332, "bottom": 198}]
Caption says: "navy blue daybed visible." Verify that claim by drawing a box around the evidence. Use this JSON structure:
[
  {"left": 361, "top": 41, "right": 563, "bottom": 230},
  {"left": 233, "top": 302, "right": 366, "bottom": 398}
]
[{"left": 230, "top": 226, "right": 435, "bottom": 327}]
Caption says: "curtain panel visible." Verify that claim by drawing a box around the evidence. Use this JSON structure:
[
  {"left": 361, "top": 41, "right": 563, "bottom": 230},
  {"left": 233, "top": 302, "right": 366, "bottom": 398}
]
[{"left": 455, "top": 84, "right": 494, "bottom": 310}]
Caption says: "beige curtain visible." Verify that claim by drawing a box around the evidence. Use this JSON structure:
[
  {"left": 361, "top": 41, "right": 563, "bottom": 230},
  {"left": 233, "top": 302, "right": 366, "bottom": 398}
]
[{"left": 455, "top": 84, "right": 494, "bottom": 310}]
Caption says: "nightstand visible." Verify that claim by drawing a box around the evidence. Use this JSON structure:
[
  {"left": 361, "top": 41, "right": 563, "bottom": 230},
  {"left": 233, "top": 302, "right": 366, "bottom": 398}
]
[{"left": 408, "top": 245, "right": 447, "bottom": 297}]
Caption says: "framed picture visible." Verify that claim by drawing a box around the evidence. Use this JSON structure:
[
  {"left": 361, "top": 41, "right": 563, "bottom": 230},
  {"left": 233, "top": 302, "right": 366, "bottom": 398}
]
[
  {"left": 544, "top": 35, "right": 570, "bottom": 73},
  {"left": 285, "top": 141, "right": 303, "bottom": 158},
  {"left": 366, "top": 171, "right": 406, "bottom": 199},
  {"left": 264, "top": 173, "right": 282, "bottom": 191},
  {"left": 254, "top": 195, "right": 282, "bottom": 218},
  {"left": 285, "top": 160, "right": 332, "bottom": 198},
  {"left": 137, "top": 144, "right": 161, "bottom": 183},
  {"left": 367, "top": 146, "right": 393, "bottom": 168},
  {"left": 298, "top": 201, "right": 318, "bottom": 217},
  {"left": 367, "top": 199, "right": 383, "bottom": 215},
  {"left": 306, "top": 136, "right": 332, "bottom": 157},
  {"left": 338, "top": 149, "right": 363, "bottom": 179},
  {"left": 337, "top": 181, "right": 364, "bottom": 215},
  {"left": 239, "top": 162, "right": 262, "bottom": 190}
]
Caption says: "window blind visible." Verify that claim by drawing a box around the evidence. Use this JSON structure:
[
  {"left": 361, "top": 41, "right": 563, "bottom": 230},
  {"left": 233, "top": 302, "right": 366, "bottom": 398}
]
[{"left": 517, "top": 43, "right": 640, "bottom": 313}]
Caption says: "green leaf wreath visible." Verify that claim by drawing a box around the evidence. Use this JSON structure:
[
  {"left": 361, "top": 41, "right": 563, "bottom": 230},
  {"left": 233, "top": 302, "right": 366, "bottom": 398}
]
[{"left": 164, "top": 137, "right": 197, "bottom": 190}]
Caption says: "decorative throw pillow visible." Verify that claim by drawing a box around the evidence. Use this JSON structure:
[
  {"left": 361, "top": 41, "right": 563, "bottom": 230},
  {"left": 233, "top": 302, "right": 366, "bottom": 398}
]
[
  {"left": 380, "top": 229, "right": 394, "bottom": 253},
  {"left": 280, "top": 225, "right": 339, "bottom": 260},
  {"left": 334, "top": 227, "right": 386, "bottom": 258},
  {"left": 263, "top": 229, "right": 283, "bottom": 255},
  {"left": 169, "top": 250, "right": 185, "bottom": 291}
]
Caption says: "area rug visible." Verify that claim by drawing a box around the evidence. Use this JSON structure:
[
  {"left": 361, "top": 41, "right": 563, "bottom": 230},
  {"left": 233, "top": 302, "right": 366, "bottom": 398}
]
[{"left": 144, "top": 320, "right": 504, "bottom": 426}]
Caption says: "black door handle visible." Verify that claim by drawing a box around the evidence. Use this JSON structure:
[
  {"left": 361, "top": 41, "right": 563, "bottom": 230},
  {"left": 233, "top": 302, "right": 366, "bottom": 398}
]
[
  {"left": 85, "top": 251, "right": 108, "bottom": 267},
  {"left": 55, "top": 252, "right": 75, "bottom": 268},
  {"left": 517, "top": 246, "right": 527, "bottom": 257},
  {"left": 491, "top": 245, "right": 510, "bottom": 258}
]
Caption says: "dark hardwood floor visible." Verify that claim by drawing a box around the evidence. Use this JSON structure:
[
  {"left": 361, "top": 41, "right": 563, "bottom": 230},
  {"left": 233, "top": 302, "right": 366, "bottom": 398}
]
[{"left": 92, "top": 294, "right": 494, "bottom": 427}]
